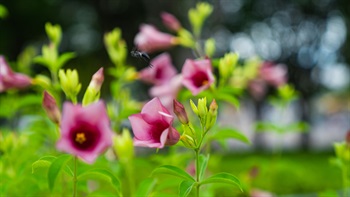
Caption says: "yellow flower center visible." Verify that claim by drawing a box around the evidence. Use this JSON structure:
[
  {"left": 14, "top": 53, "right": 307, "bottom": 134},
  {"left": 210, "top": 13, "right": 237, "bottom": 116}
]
[{"left": 75, "top": 133, "right": 86, "bottom": 144}]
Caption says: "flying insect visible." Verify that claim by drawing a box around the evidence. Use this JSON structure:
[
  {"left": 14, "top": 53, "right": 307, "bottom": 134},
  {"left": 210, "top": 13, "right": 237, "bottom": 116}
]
[{"left": 130, "top": 47, "right": 153, "bottom": 68}]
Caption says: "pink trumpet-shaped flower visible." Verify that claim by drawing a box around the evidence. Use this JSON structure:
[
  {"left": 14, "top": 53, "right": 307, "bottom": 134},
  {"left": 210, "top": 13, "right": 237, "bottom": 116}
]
[
  {"left": 182, "top": 59, "right": 215, "bottom": 95},
  {"left": 128, "top": 97, "right": 180, "bottom": 148},
  {"left": 138, "top": 53, "right": 177, "bottom": 85},
  {"left": 149, "top": 74, "right": 183, "bottom": 111},
  {"left": 259, "top": 61, "right": 287, "bottom": 87},
  {"left": 134, "top": 24, "right": 178, "bottom": 53},
  {"left": 56, "top": 101, "right": 113, "bottom": 164},
  {"left": 161, "top": 12, "right": 182, "bottom": 32},
  {"left": 0, "top": 56, "right": 31, "bottom": 92}
]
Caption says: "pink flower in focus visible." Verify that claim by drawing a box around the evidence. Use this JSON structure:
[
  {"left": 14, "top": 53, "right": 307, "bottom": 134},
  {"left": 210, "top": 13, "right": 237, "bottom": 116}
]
[
  {"left": 182, "top": 59, "right": 215, "bottom": 95},
  {"left": 259, "top": 61, "right": 287, "bottom": 87},
  {"left": 56, "top": 101, "right": 113, "bottom": 164},
  {"left": 0, "top": 56, "right": 31, "bottom": 92},
  {"left": 138, "top": 53, "right": 177, "bottom": 85},
  {"left": 128, "top": 97, "right": 180, "bottom": 148},
  {"left": 161, "top": 12, "right": 182, "bottom": 32},
  {"left": 149, "top": 74, "right": 183, "bottom": 111},
  {"left": 134, "top": 24, "right": 178, "bottom": 53}
]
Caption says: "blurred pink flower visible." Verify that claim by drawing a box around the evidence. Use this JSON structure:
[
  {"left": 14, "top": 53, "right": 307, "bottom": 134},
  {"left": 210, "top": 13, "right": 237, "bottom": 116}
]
[
  {"left": 248, "top": 79, "right": 267, "bottom": 100},
  {"left": 128, "top": 97, "right": 180, "bottom": 148},
  {"left": 134, "top": 24, "right": 178, "bottom": 53},
  {"left": 182, "top": 59, "right": 214, "bottom": 95},
  {"left": 259, "top": 61, "right": 287, "bottom": 87},
  {"left": 138, "top": 53, "right": 177, "bottom": 85},
  {"left": 0, "top": 56, "right": 31, "bottom": 92},
  {"left": 42, "top": 91, "right": 61, "bottom": 124},
  {"left": 161, "top": 12, "right": 181, "bottom": 32},
  {"left": 56, "top": 101, "right": 113, "bottom": 164},
  {"left": 149, "top": 74, "right": 183, "bottom": 111}
]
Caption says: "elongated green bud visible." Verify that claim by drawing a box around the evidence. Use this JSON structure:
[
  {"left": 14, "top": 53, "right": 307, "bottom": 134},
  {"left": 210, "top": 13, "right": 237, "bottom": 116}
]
[
  {"left": 205, "top": 99, "right": 218, "bottom": 132},
  {"left": 83, "top": 68, "right": 104, "bottom": 106}
]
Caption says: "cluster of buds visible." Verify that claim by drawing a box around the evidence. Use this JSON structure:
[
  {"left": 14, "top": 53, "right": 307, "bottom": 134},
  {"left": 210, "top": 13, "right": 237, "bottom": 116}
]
[
  {"left": 173, "top": 98, "right": 218, "bottom": 149},
  {"left": 334, "top": 130, "right": 350, "bottom": 162}
]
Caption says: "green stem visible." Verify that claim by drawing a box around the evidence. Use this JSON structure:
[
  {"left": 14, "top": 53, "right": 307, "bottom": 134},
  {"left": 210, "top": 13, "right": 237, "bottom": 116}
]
[
  {"left": 73, "top": 156, "right": 77, "bottom": 197},
  {"left": 195, "top": 148, "right": 200, "bottom": 197},
  {"left": 125, "top": 161, "right": 135, "bottom": 197},
  {"left": 343, "top": 159, "right": 349, "bottom": 197}
]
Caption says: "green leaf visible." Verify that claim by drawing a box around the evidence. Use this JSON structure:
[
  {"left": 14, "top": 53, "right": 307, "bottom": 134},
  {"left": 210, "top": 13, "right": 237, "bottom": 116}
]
[
  {"left": 179, "top": 180, "right": 195, "bottom": 197},
  {"left": 216, "top": 93, "right": 240, "bottom": 109},
  {"left": 32, "top": 156, "right": 73, "bottom": 177},
  {"left": 255, "top": 121, "right": 283, "bottom": 133},
  {"left": 56, "top": 52, "right": 76, "bottom": 69},
  {"left": 77, "top": 169, "right": 121, "bottom": 195},
  {"left": 32, "top": 160, "right": 52, "bottom": 175},
  {"left": 135, "top": 178, "right": 157, "bottom": 197},
  {"left": 210, "top": 128, "right": 250, "bottom": 144},
  {"left": 48, "top": 154, "right": 73, "bottom": 191},
  {"left": 284, "top": 122, "right": 309, "bottom": 133},
  {"left": 200, "top": 172, "right": 242, "bottom": 191},
  {"left": 198, "top": 154, "right": 209, "bottom": 180},
  {"left": 151, "top": 165, "right": 195, "bottom": 182}
]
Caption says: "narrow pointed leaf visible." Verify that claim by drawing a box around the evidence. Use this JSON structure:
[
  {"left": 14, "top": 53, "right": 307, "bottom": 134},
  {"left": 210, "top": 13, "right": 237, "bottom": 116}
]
[
  {"left": 135, "top": 178, "right": 157, "bottom": 197},
  {"left": 151, "top": 165, "right": 195, "bottom": 182},
  {"left": 48, "top": 154, "right": 73, "bottom": 191},
  {"left": 179, "top": 180, "right": 195, "bottom": 197},
  {"left": 77, "top": 168, "right": 121, "bottom": 195},
  {"left": 198, "top": 154, "right": 209, "bottom": 180},
  {"left": 216, "top": 93, "right": 240, "bottom": 109},
  {"left": 56, "top": 52, "right": 76, "bottom": 69},
  {"left": 200, "top": 172, "right": 242, "bottom": 191}
]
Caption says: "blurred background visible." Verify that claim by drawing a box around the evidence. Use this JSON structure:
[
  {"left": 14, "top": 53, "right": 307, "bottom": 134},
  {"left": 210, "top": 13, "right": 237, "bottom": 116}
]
[{"left": 0, "top": 0, "right": 349, "bottom": 150}]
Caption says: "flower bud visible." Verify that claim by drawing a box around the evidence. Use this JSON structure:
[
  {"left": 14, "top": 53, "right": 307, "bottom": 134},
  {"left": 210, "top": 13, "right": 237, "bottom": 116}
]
[
  {"left": 83, "top": 68, "right": 104, "bottom": 106},
  {"left": 219, "top": 53, "right": 239, "bottom": 81},
  {"left": 161, "top": 12, "right": 182, "bottom": 32},
  {"left": 45, "top": 22, "right": 62, "bottom": 47},
  {"left": 113, "top": 129, "right": 134, "bottom": 163},
  {"left": 42, "top": 91, "right": 61, "bottom": 124},
  {"left": 59, "top": 69, "right": 81, "bottom": 103},
  {"left": 190, "top": 99, "right": 198, "bottom": 115},
  {"left": 334, "top": 142, "right": 350, "bottom": 162},
  {"left": 173, "top": 99, "right": 189, "bottom": 124},
  {"left": 205, "top": 99, "right": 218, "bottom": 132},
  {"left": 32, "top": 74, "right": 51, "bottom": 89},
  {"left": 205, "top": 38, "right": 215, "bottom": 58},
  {"left": 197, "top": 97, "right": 208, "bottom": 120},
  {"left": 165, "top": 127, "right": 181, "bottom": 146},
  {"left": 180, "top": 134, "right": 196, "bottom": 149}
]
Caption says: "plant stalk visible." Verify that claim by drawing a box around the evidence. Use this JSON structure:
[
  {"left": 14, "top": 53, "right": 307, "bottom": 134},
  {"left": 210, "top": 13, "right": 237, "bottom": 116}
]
[{"left": 73, "top": 156, "right": 77, "bottom": 197}]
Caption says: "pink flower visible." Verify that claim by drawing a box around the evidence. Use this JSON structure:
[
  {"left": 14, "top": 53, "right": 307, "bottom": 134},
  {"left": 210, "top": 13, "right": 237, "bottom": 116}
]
[
  {"left": 56, "top": 101, "right": 113, "bottom": 164},
  {"left": 134, "top": 24, "right": 178, "bottom": 53},
  {"left": 259, "top": 61, "right": 287, "bottom": 87},
  {"left": 128, "top": 97, "right": 180, "bottom": 148},
  {"left": 138, "top": 53, "right": 177, "bottom": 85},
  {"left": 0, "top": 56, "right": 31, "bottom": 92},
  {"left": 161, "top": 12, "right": 181, "bottom": 32},
  {"left": 182, "top": 59, "right": 215, "bottom": 95},
  {"left": 248, "top": 79, "right": 267, "bottom": 100},
  {"left": 149, "top": 74, "right": 183, "bottom": 111}
]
